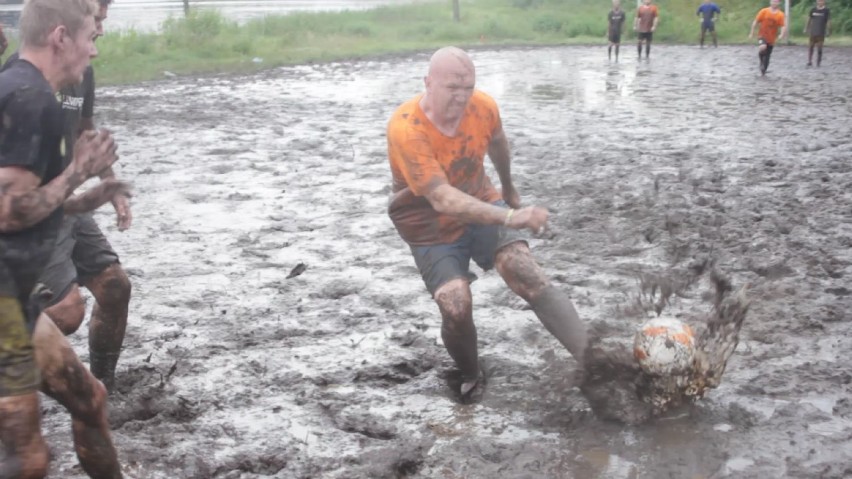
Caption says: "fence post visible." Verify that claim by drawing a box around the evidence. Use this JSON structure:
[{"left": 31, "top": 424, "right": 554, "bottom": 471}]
[
  {"left": 183, "top": 0, "right": 190, "bottom": 16},
  {"left": 452, "top": 0, "right": 460, "bottom": 22}
]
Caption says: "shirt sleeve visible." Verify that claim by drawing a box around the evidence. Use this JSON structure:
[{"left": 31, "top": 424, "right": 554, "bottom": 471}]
[
  {"left": 0, "top": 87, "right": 51, "bottom": 175},
  {"left": 82, "top": 67, "right": 95, "bottom": 119},
  {"left": 388, "top": 123, "right": 447, "bottom": 197}
]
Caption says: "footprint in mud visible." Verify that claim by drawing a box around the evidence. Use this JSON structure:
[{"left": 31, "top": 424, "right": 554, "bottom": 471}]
[
  {"left": 351, "top": 356, "right": 437, "bottom": 387},
  {"left": 109, "top": 366, "right": 201, "bottom": 429}
]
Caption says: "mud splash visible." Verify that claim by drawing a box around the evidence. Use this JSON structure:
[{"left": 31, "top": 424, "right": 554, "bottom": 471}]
[{"left": 38, "top": 45, "right": 852, "bottom": 478}]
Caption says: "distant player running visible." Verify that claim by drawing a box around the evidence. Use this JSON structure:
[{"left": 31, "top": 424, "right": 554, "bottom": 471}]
[
  {"left": 607, "top": 0, "right": 626, "bottom": 61},
  {"left": 804, "top": 0, "right": 830, "bottom": 67},
  {"left": 696, "top": 0, "right": 721, "bottom": 48},
  {"left": 634, "top": 0, "right": 659, "bottom": 59},
  {"left": 749, "top": 0, "right": 786, "bottom": 76}
]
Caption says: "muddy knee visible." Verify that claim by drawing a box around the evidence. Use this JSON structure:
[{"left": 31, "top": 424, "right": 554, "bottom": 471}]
[
  {"left": 494, "top": 242, "right": 549, "bottom": 301},
  {"left": 434, "top": 279, "right": 472, "bottom": 322},
  {"left": 0, "top": 397, "right": 50, "bottom": 479},
  {"left": 1, "top": 447, "right": 50, "bottom": 479},
  {"left": 88, "top": 265, "right": 131, "bottom": 309},
  {"left": 43, "top": 287, "right": 85, "bottom": 335},
  {"left": 18, "top": 444, "right": 49, "bottom": 479}
]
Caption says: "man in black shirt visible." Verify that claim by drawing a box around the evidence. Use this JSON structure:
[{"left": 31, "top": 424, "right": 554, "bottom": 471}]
[
  {"left": 38, "top": 0, "right": 132, "bottom": 393},
  {"left": 0, "top": 0, "right": 126, "bottom": 476},
  {"left": 804, "top": 0, "right": 831, "bottom": 67},
  {"left": 607, "top": 0, "right": 626, "bottom": 61}
]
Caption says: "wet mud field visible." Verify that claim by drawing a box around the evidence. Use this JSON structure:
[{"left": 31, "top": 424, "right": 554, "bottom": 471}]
[{"left": 43, "top": 45, "right": 851, "bottom": 478}]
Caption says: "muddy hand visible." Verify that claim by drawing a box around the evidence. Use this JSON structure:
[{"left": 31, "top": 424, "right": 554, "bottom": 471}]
[
  {"left": 507, "top": 206, "right": 548, "bottom": 235},
  {"left": 66, "top": 179, "right": 132, "bottom": 214},
  {"left": 112, "top": 193, "right": 133, "bottom": 231},
  {"left": 73, "top": 129, "right": 119, "bottom": 178}
]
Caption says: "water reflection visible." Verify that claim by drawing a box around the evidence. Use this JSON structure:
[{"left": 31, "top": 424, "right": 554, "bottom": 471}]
[{"left": 530, "top": 84, "right": 566, "bottom": 102}]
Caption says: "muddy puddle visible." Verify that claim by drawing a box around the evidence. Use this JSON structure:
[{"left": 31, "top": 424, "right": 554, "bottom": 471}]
[{"left": 37, "top": 45, "right": 852, "bottom": 478}]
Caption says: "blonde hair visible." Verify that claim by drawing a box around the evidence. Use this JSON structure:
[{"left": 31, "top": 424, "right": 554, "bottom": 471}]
[{"left": 19, "top": 0, "right": 98, "bottom": 48}]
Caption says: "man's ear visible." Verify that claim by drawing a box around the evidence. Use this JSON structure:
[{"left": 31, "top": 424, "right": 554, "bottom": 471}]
[{"left": 46, "top": 24, "right": 68, "bottom": 52}]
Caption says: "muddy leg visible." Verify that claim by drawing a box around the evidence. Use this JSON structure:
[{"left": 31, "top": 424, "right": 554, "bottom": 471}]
[
  {"left": 33, "top": 315, "right": 123, "bottom": 479},
  {"left": 43, "top": 285, "right": 86, "bottom": 335},
  {"left": 0, "top": 394, "right": 49, "bottom": 479},
  {"left": 433, "top": 278, "right": 479, "bottom": 391},
  {"left": 816, "top": 42, "right": 823, "bottom": 66},
  {"left": 83, "top": 264, "right": 131, "bottom": 391},
  {"left": 711, "top": 30, "right": 717, "bottom": 47},
  {"left": 495, "top": 242, "right": 588, "bottom": 363},
  {"left": 700, "top": 29, "right": 705, "bottom": 48},
  {"left": 808, "top": 41, "right": 814, "bottom": 65},
  {"left": 608, "top": 45, "right": 612, "bottom": 60},
  {"left": 615, "top": 44, "right": 619, "bottom": 60}
]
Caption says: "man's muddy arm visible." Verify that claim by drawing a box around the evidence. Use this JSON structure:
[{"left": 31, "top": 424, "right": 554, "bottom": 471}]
[
  {"left": 0, "top": 167, "right": 88, "bottom": 232},
  {"left": 426, "top": 184, "right": 509, "bottom": 226}
]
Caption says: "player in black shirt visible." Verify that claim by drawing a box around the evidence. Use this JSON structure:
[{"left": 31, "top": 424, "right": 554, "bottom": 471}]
[
  {"left": 36, "top": 0, "right": 132, "bottom": 394},
  {"left": 804, "top": 0, "right": 831, "bottom": 67},
  {"left": 607, "top": 0, "right": 627, "bottom": 61},
  {"left": 0, "top": 0, "right": 127, "bottom": 477}
]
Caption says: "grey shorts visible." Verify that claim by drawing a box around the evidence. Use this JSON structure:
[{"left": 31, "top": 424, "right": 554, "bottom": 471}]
[
  {"left": 409, "top": 203, "right": 526, "bottom": 295},
  {"left": 38, "top": 213, "right": 119, "bottom": 305}
]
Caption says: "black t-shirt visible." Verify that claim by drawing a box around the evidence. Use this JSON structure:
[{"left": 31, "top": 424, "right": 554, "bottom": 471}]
[
  {"left": 2, "top": 52, "right": 94, "bottom": 166},
  {"left": 808, "top": 7, "right": 830, "bottom": 37},
  {"left": 609, "top": 9, "right": 626, "bottom": 32},
  {"left": 0, "top": 59, "right": 65, "bottom": 301}
]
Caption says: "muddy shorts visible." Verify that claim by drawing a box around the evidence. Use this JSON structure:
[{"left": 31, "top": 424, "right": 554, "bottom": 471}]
[
  {"left": 38, "top": 212, "right": 119, "bottom": 306},
  {"left": 609, "top": 32, "right": 622, "bottom": 43},
  {"left": 809, "top": 35, "right": 825, "bottom": 44},
  {"left": 638, "top": 31, "right": 653, "bottom": 41},
  {"left": 0, "top": 297, "right": 40, "bottom": 396},
  {"left": 701, "top": 21, "right": 715, "bottom": 32},
  {"left": 409, "top": 202, "right": 526, "bottom": 296}
]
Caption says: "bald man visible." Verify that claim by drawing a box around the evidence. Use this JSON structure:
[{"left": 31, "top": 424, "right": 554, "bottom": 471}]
[{"left": 386, "top": 47, "right": 589, "bottom": 401}]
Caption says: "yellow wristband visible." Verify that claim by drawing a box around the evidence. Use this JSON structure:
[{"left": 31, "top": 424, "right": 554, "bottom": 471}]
[{"left": 504, "top": 208, "right": 515, "bottom": 227}]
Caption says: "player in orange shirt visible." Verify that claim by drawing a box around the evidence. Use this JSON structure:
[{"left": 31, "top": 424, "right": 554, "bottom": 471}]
[
  {"left": 387, "top": 47, "right": 589, "bottom": 401},
  {"left": 749, "top": 0, "right": 787, "bottom": 75},
  {"left": 634, "top": 0, "right": 659, "bottom": 59}
]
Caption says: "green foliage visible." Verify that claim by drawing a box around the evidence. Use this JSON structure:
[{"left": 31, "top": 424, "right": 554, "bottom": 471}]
[
  {"left": 512, "top": 0, "right": 544, "bottom": 9},
  {"left": 533, "top": 15, "right": 563, "bottom": 33},
  {"left": 791, "top": 0, "right": 852, "bottom": 35},
  {"left": 82, "top": 0, "right": 851, "bottom": 85}
]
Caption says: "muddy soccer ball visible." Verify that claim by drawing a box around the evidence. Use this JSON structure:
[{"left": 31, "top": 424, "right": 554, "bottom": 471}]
[{"left": 633, "top": 317, "right": 696, "bottom": 376}]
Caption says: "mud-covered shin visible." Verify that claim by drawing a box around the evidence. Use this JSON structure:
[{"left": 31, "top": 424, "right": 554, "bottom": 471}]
[
  {"left": 529, "top": 286, "right": 588, "bottom": 367},
  {"left": 88, "top": 350, "right": 120, "bottom": 390}
]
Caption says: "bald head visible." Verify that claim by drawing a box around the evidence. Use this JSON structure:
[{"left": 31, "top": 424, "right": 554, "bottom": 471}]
[
  {"left": 421, "top": 47, "right": 476, "bottom": 126},
  {"left": 427, "top": 46, "right": 475, "bottom": 79}
]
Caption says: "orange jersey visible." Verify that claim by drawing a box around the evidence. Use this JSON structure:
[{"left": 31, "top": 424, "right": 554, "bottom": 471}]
[
  {"left": 387, "top": 90, "right": 502, "bottom": 245},
  {"left": 636, "top": 4, "right": 659, "bottom": 32},
  {"left": 755, "top": 7, "right": 785, "bottom": 45}
]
